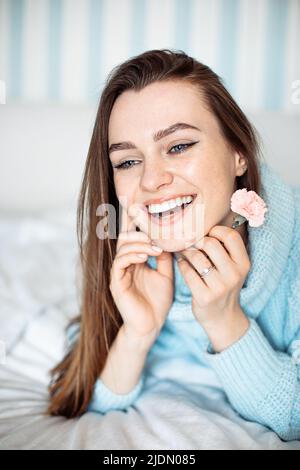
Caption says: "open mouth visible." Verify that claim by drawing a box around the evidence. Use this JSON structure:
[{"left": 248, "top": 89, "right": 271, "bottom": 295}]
[{"left": 145, "top": 194, "right": 197, "bottom": 224}]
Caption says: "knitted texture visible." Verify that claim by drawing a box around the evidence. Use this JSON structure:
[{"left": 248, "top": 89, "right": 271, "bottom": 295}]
[{"left": 67, "top": 161, "right": 300, "bottom": 440}]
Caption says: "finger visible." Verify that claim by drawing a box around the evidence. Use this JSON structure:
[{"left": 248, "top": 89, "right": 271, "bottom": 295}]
[
  {"left": 177, "top": 257, "right": 207, "bottom": 300},
  {"left": 117, "top": 231, "right": 151, "bottom": 251},
  {"left": 117, "top": 242, "right": 163, "bottom": 257},
  {"left": 156, "top": 251, "right": 173, "bottom": 280},
  {"left": 117, "top": 205, "right": 140, "bottom": 251},
  {"left": 111, "top": 252, "right": 149, "bottom": 283},
  {"left": 191, "top": 236, "right": 205, "bottom": 250},
  {"left": 120, "top": 204, "right": 136, "bottom": 234},
  {"left": 195, "top": 236, "right": 231, "bottom": 278},
  {"left": 180, "top": 248, "right": 219, "bottom": 288},
  {"left": 208, "top": 225, "right": 249, "bottom": 266}
]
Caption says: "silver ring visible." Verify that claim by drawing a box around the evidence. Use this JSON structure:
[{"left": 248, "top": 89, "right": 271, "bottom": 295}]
[{"left": 199, "top": 265, "right": 216, "bottom": 278}]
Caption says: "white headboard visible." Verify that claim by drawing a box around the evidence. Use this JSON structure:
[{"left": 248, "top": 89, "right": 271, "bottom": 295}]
[{"left": 0, "top": 105, "right": 299, "bottom": 214}]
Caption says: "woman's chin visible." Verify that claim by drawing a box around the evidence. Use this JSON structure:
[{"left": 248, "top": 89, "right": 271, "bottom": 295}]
[{"left": 151, "top": 237, "right": 197, "bottom": 252}]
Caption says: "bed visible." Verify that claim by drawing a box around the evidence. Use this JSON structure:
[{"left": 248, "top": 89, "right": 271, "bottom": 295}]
[{"left": 0, "top": 209, "right": 299, "bottom": 450}]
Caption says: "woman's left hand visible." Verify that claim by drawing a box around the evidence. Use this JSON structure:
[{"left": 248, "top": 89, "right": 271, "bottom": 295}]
[{"left": 177, "top": 225, "right": 251, "bottom": 352}]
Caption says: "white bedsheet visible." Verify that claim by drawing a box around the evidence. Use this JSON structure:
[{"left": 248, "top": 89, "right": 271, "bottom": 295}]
[{"left": 0, "top": 211, "right": 299, "bottom": 450}]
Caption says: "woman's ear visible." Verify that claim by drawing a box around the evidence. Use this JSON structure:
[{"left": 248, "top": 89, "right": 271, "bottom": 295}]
[{"left": 235, "top": 153, "right": 248, "bottom": 177}]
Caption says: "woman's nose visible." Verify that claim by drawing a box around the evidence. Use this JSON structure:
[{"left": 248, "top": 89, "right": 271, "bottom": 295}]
[{"left": 140, "top": 160, "right": 173, "bottom": 191}]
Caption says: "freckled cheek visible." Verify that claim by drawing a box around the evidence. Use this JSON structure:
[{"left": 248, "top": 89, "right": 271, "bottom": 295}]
[
  {"left": 182, "top": 160, "right": 210, "bottom": 194},
  {"left": 114, "top": 173, "right": 132, "bottom": 191},
  {"left": 114, "top": 179, "right": 135, "bottom": 204},
  {"left": 185, "top": 161, "right": 228, "bottom": 222}
]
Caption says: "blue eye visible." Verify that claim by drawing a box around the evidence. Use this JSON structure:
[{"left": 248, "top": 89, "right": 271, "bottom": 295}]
[
  {"left": 168, "top": 142, "right": 193, "bottom": 154},
  {"left": 113, "top": 159, "right": 136, "bottom": 170},
  {"left": 113, "top": 142, "right": 198, "bottom": 170}
]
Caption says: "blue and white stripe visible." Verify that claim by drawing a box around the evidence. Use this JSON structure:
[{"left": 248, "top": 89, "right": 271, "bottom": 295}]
[{"left": 0, "top": 0, "right": 299, "bottom": 111}]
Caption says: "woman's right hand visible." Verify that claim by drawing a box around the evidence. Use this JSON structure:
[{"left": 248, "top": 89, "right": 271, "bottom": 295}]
[{"left": 109, "top": 205, "right": 174, "bottom": 349}]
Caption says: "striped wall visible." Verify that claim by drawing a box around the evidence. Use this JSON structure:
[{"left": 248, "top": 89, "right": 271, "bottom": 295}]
[{"left": 0, "top": 0, "right": 299, "bottom": 111}]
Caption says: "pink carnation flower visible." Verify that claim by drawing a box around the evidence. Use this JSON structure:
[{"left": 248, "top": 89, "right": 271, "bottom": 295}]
[{"left": 230, "top": 188, "right": 268, "bottom": 227}]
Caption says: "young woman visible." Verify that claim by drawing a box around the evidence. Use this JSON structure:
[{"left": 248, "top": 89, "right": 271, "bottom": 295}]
[{"left": 47, "top": 49, "right": 300, "bottom": 441}]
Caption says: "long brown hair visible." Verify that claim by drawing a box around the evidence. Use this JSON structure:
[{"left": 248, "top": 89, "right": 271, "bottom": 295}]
[{"left": 47, "top": 48, "right": 263, "bottom": 418}]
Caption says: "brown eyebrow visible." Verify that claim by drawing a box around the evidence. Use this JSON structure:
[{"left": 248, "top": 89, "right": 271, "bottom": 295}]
[{"left": 108, "top": 122, "right": 201, "bottom": 155}]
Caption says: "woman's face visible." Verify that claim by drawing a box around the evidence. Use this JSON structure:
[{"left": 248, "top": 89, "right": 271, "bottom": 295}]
[{"left": 108, "top": 80, "right": 247, "bottom": 252}]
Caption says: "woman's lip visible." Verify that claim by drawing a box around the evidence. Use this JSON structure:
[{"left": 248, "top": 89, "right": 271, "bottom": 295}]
[
  {"left": 144, "top": 195, "right": 197, "bottom": 226},
  {"left": 144, "top": 193, "right": 197, "bottom": 207}
]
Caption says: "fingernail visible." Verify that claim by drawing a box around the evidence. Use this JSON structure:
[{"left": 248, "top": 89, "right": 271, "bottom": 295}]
[
  {"left": 138, "top": 253, "right": 148, "bottom": 258},
  {"left": 151, "top": 245, "right": 163, "bottom": 252}
]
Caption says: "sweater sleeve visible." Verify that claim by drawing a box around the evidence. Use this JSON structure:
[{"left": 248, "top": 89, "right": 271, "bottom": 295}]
[
  {"left": 204, "top": 318, "right": 300, "bottom": 441},
  {"left": 87, "top": 374, "right": 145, "bottom": 414},
  {"left": 204, "top": 200, "right": 300, "bottom": 442},
  {"left": 66, "top": 323, "right": 145, "bottom": 414}
]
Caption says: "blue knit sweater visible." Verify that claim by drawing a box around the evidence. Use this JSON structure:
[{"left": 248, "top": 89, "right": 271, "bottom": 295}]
[{"left": 68, "top": 161, "right": 300, "bottom": 442}]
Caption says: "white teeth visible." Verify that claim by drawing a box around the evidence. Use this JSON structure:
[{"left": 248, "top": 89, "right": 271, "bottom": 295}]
[{"left": 147, "top": 195, "right": 194, "bottom": 214}]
